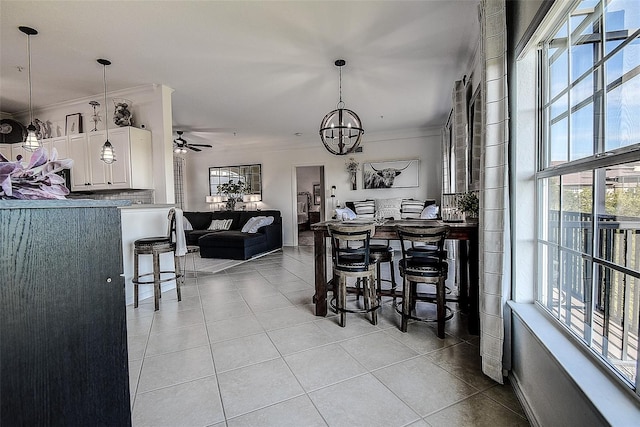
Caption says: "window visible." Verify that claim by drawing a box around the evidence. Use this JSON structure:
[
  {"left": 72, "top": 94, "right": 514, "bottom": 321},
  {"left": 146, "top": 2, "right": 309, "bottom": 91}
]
[{"left": 537, "top": 0, "right": 640, "bottom": 394}]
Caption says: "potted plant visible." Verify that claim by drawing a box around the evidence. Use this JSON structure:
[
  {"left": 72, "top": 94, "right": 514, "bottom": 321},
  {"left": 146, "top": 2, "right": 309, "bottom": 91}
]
[
  {"left": 217, "top": 180, "right": 247, "bottom": 210},
  {"left": 457, "top": 191, "right": 479, "bottom": 220},
  {"left": 345, "top": 157, "right": 359, "bottom": 190}
]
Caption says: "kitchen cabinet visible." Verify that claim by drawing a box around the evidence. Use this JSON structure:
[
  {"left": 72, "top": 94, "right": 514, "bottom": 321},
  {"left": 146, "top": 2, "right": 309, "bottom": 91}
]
[
  {"left": 0, "top": 200, "right": 131, "bottom": 426},
  {"left": 68, "top": 133, "right": 102, "bottom": 189},
  {"left": 11, "top": 144, "right": 29, "bottom": 163},
  {"left": 1, "top": 137, "right": 69, "bottom": 164},
  {"left": 0, "top": 143, "right": 11, "bottom": 159},
  {"left": 43, "top": 135, "right": 69, "bottom": 159},
  {"left": 69, "top": 127, "right": 152, "bottom": 191}
]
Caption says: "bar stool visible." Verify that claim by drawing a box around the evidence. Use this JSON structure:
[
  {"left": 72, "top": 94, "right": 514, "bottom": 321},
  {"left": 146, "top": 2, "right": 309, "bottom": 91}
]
[
  {"left": 133, "top": 208, "right": 183, "bottom": 311},
  {"left": 369, "top": 240, "right": 397, "bottom": 301},
  {"left": 328, "top": 223, "right": 379, "bottom": 327},
  {"left": 184, "top": 245, "right": 200, "bottom": 279},
  {"left": 396, "top": 225, "right": 451, "bottom": 338}
]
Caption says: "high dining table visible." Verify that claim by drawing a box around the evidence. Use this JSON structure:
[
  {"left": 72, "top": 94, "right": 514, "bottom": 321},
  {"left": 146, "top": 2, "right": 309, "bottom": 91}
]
[{"left": 311, "top": 219, "right": 480, "bottom": 334}]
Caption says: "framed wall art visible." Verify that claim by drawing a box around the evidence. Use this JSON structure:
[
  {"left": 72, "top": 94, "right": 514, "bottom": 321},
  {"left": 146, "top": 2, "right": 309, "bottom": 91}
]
[
  {"left": 362, "top": 159, "right": 419, "bottom": 189},
  {"left": 65, "top": 113, "right": 82, "bottom": 135}
]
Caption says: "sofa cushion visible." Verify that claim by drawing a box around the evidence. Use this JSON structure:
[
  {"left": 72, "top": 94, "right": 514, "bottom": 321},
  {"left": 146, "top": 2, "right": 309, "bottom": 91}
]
[
  {"left": 420, "top": 204, "right": 440, "bottom": 219},
  {"left": 211, "top": 211, "right": 243, "bottom": 230},
  {"left": 353, "top": 200, "right": 375, "bottom": 218},
  {"left": 401, "top": 199, "right": 425, "bottom": 219},
  {"left": 208, "top": 218, "right": 233, "bottom": 231},
  {"left": 183, "top": 211, "right": 213, "bottom": 230},
  {"left": 199, "top": 230, "right": 267, "bottom": 248},
  {"left": 375, "top": 198, "right": 402, "bottom": 219},
  {"left": 335, "top": 207, "right": 357, "bottom": 220},
  {"left": 185, "top": 229, "right": 221, "bottom": 246}
]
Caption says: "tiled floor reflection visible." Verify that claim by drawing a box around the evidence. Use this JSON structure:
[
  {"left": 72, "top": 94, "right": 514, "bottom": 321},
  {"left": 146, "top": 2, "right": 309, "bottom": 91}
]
[{"left": 128, "top": 246, "right": 528, "bottom": 426}]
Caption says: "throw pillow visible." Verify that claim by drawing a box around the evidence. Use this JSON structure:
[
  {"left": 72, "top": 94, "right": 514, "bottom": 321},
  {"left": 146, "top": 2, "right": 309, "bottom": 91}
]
[
  {"left": 241, "top": 216, "right": 263, "bottom": 233},
  {"left": 420, "top": 205, "right": 440, "bottom": 219},
  {"left": 353, "top": 200, "right": 375, "bottom": 218},
  {"left": 208, "top": 218, "right": 233, "bottom": 230},
  {"left": 335, "top": 207, "right": 357, "bottom": 220},
  {"left": 375, "top": 198, "right": 402, "bottom": 219},
  {"left": 183, "top": 217, "right": 193, "bottom": 231},
  {"left": 248, "top": 216, "right": 274, "bottom": 233},
  {"left": 401, "top": 199, "right": 425, "bottom": 219}
]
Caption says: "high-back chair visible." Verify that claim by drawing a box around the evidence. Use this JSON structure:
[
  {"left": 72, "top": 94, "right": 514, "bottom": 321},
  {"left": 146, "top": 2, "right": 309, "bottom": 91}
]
[
  {"left": 132, "top": 208, "right": 184, "bottom": 311},
  {"left": 327, "top": 223, "right": 379, "bottom": 327},
  {"left": 396, "top": 225, "right": 451, "bottom": 338}
]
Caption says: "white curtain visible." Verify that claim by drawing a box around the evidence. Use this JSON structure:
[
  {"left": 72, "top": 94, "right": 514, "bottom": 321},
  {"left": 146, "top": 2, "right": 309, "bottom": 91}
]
[
  {"left": 173, "top": 156, "right": 186, "bottom": 210},
  {"left": 479, "top": 0, "right": 511, "bottom": 383},
  {"left": 453, "top": 80, "right": 469, "bottom": 193}
]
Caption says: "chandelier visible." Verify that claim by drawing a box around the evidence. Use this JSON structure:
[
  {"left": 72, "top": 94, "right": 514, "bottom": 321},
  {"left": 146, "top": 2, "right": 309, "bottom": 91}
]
[{"left": 319, "top": 59, "right": 364, "bottom": 155}]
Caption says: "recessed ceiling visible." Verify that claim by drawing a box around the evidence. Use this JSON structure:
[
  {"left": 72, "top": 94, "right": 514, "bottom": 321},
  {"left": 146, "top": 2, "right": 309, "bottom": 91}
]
[{"left": 0, "top": 0, "right": 479, "bottom": 149}]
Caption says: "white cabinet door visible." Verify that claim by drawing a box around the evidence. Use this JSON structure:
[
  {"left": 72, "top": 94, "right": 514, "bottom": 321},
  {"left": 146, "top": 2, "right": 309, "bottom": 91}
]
[
  {"left": 68, "top": 134, "right": 90, "bottom": 190},
  {"left": 0, "top": 144, "right": 12, "bottom": 160},
  {"left": 87, "top": 133, "right": 108, "bottom": 188},
  {"left": 107, "top": 128, "right": 131, "bottom": 188},
  {"left": 45, "top": 136, "right": 69, "bottom": 159}
]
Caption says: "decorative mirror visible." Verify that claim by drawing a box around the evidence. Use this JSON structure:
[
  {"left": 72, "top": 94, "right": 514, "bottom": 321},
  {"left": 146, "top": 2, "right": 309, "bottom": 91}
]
[{"left": 209, "top": 164, "right": 262, "bottom": 200}]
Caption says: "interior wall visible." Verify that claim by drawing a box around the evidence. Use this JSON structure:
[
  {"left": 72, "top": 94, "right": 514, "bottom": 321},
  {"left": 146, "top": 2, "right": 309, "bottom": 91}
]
[
  {"left": 183, "top": 127, "right": 442, "bottom": 246},
  {"left": 511, "top": 314, "right": 607, "bottom": 426}
]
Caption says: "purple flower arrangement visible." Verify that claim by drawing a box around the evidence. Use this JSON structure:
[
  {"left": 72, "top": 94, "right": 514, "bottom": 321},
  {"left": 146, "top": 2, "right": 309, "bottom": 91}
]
[{"left": 0, "top": 147, "right": 73, "bottom": 199}]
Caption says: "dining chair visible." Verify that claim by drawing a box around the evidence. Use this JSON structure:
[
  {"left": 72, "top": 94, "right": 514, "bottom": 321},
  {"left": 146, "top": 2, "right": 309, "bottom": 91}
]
[
  {"left": 396, "top": 225, "right": 451, "bottom": 338},
  {"left": 327, "top": 223, "right": 379, "bottom": 327}
]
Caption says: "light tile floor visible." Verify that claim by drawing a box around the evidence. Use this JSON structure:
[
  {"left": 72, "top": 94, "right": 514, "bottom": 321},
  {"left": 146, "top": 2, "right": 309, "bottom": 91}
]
[{"left": 127, "top": 246, "right": 529, "bottom": 427}]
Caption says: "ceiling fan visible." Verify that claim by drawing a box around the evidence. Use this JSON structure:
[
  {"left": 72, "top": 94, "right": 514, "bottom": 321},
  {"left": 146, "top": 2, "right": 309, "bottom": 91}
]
[{"left": 173, "top": 131, "right": 213, "bottom": 153}]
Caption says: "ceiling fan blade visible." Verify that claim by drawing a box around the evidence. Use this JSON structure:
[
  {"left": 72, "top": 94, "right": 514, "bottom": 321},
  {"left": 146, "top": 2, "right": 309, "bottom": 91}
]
[
  {"left": 187, "top": 146, "right": 202, "bottom": 152},
  {"left": 188, "top": 144, "right": 213, "bottom": 148}
]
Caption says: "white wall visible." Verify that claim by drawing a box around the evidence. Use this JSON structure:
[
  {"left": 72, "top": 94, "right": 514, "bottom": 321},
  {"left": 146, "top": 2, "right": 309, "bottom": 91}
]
[
  {"left": 184, "top": 127, "right": 442, "bottom": 246},
  {"left": 11, "top": 84, "right": 175, "bottom": 203}
]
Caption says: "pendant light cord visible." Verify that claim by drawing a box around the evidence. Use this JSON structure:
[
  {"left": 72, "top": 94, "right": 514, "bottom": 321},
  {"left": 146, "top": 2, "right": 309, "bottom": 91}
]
[
  {"left": 103, "top": 63, "right": 108, "bottom": 140},
  {"left": 27, "top": 33, "right": 33, "bottom": 125}
]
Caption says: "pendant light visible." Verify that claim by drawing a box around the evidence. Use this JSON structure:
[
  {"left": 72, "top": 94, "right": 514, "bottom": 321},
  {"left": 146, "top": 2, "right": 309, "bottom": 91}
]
[
  {"left": 19, "top": 26, "right": 41, "bottom": 152},
  {"left": 97, "top": 59, "right": 116, "bottom": 164},
  {"left": 319, "top": 59, "right": 364, "bottom": 155}
]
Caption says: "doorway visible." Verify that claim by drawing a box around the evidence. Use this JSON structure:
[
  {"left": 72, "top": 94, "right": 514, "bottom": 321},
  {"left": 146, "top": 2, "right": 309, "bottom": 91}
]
[{"left": 295, "top": 165, "right": 324, "bottom": 246}]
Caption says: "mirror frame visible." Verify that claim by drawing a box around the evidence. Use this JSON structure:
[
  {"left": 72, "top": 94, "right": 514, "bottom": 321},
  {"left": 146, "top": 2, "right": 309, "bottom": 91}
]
[{"left": 209, "top": 164, "right": 262, "bottom": 200}]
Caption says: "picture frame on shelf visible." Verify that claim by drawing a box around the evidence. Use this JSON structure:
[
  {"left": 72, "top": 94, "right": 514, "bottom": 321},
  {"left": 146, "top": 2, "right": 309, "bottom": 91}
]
[
  {"left": 65, "top": 113, "right": 82, "bottom": 135},
  {"left": 313, "top": 183, "right": 321, "bottom": 205}
]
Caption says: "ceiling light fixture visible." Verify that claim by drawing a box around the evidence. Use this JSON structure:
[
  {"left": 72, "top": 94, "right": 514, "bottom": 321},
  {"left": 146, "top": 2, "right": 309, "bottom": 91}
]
[
  {"left": 97, "top": 59, "right": 116, "bottom": 164},
  {"left": 19, "top": 26, "right": 41, "bottom": 152},
  {"left": 319, "top": 59, "right": 364, "bottom": 155}
]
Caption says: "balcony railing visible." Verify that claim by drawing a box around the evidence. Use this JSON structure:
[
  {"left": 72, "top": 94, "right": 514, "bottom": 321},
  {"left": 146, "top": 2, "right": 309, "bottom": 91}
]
[{"left": 546, "top": 210, "right": 639, "bottom": 385}]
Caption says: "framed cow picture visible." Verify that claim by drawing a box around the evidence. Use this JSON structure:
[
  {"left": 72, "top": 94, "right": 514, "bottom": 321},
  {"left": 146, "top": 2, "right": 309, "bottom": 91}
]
[{"left": 362, "top": 159, "right": 419, "bottom": 189}]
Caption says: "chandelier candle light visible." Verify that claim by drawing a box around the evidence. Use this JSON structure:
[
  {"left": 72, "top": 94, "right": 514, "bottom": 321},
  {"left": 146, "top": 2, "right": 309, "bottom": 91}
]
[
  {"left": 97, "top": 59, "right": 116, "bottom": 164},
  {"left": 19, "top": 26, "right": 41, "bottom": 152},
  {"left": 319, "top": 59, "right": 364, "bottom": 155}
]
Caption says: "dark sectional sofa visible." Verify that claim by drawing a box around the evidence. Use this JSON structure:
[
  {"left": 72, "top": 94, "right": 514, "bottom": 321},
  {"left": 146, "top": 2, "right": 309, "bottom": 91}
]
[{"left": 183, "top": 210, "right": 282, "bottom": 260}]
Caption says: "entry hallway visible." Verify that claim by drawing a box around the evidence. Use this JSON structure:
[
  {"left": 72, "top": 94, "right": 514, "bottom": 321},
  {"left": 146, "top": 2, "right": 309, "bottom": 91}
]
[{"left": 127, "top": 246, "right": 528, "bottom": 426}]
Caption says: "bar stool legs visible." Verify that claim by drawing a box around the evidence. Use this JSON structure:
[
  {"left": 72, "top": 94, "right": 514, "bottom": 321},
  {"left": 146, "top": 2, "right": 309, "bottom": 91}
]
[{"left": 132, "top": 244, "right": 182, "bottom": 311}]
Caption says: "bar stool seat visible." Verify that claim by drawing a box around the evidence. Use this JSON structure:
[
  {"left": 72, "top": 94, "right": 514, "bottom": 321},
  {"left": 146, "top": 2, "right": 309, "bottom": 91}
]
[{"left": 133, "top": 208, "right": 183, "bottom": 311}]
